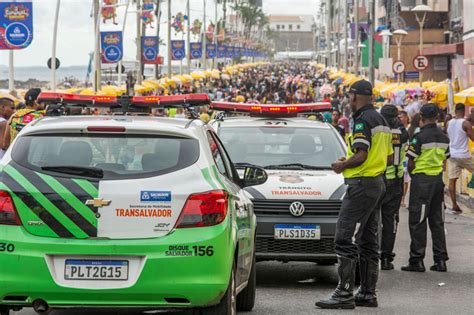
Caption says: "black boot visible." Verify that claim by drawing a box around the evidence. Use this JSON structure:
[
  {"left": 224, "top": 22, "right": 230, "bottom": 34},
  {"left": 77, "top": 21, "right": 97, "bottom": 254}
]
[
  {"left": 355, "top": 257, "right": 378, "bottom": 307},
  {"left": 430, "top": 260, "right": 447, "bottom": 272},
  {"left": 316, "top": 256, "right": 356, "bottom": 309},
  {"left": 401, "top": 260, "right": 425, "bottom": 272},
  {"left": 380, "top": 257, "right": 394, "bottom": 270}
]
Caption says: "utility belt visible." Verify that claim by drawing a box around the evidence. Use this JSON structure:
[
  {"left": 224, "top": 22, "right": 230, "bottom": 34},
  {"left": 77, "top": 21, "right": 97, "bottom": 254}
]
[{"left": 344, "top": 175, "right": 384, "bottom": 186}]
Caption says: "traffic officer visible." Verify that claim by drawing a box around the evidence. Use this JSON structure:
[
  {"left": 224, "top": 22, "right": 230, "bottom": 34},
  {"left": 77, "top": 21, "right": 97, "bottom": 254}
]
[
  {"left": 402, "top": 104, "right": 450, "bottom": 272},
  {"left": 380, "top": 105, "right": 409, "bottom": 270},
  {"left": 316, "top": 80, "right": 393, "bottom": 309}
]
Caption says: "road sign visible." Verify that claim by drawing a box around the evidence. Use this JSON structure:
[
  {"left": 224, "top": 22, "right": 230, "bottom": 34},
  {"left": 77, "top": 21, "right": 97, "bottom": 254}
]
[
  {"left": 47, "top": 57, "right": 60, "bottom": 70},
  {"left": 413, "top": 55, "right": 429, "bottom": 71},
  {"left": 393, "top": 60, "right": 405, "bottom": 74}
]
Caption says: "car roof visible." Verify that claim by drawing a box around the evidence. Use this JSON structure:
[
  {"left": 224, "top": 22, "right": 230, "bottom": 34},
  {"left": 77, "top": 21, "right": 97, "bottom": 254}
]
[
  {"left": 212, "top": 117, "right": 332, "bottom": 129},
  {"left": 23, "top": 116, "right": 206, "bottom": 136}
]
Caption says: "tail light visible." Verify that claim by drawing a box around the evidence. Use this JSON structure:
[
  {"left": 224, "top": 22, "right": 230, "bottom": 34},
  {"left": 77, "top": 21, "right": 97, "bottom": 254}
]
[
  {"left": 176, "top": 190, "right": 228, "bottom": 228},
  {"left": 0, "top": 191, "right": 21, "bottom": 225}
]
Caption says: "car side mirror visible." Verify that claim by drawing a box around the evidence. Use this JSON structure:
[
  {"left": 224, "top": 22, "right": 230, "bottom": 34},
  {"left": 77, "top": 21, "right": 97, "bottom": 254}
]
[{"left": 242, "top": 166, "right": 268, "bottom": 187}]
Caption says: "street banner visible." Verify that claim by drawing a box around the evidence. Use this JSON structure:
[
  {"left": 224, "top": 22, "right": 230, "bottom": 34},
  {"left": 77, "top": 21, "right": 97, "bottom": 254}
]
[
  {"left": 226, "top": 46, "right": 234, "bottom": 58},
  {"left": 0, "top": 1, "right": 33, "bottom": 50},
  {"left": 100, "top": 31, "right": 123, "bottom": 63},
  {"left": 189, "top": 42, "right": 202, "bottom": 59},
  {"left": 171, "top": 40, "right": 185, "bottom": 60},
  {"left": 234, "top": 46, "right": 241, "bottom": 58},
  {"left": 206, "top": 43, "right": 216, "bottom": 59},
  {"left": 141, "top": 36, "right": 160, "bottom": 64},
  {"left": 217, "top": 45, "right": 226, "bottom": 58}
]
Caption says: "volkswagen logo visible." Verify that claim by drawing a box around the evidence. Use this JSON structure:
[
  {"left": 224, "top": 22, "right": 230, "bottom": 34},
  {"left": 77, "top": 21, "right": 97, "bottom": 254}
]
[{"left": 289, "top": 201, "right": 305, "bottom": 217}]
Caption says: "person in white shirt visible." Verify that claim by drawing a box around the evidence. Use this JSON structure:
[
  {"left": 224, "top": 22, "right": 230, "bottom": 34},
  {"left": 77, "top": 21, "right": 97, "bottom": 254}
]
[{"left": 446, "top": 103, "right": 474, "bottom": 214}]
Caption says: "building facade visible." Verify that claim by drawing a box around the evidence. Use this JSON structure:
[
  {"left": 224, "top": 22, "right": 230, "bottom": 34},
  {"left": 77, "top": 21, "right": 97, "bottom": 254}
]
[{"left": 267, "top": 15, "right": 316, "bottom": 52}]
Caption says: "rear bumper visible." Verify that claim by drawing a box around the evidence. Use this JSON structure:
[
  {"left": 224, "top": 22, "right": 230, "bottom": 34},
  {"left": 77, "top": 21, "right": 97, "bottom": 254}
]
[
  {"left": 0, "top": 223, "right": 234, "bottom": 308},
  {"left": 255, "top": 215, "right": 337, "bottom": 261}
]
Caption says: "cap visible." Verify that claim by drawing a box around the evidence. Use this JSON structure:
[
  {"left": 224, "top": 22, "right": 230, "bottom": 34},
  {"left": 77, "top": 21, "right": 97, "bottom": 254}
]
[
  {"left": 455, "top": 103, "right": 465, "bottom": 112},
  {"left": 349, "top": 80, "right": 373, "bottom": 96},
  {"left": 24, "top": 88, "right": 42, "bottom": 103},
  {"left": 380, "top": 104, "right": 399, "bottom": 119},
  {"left": 420, "top": 104, "right": 439, "bottom": 119}
]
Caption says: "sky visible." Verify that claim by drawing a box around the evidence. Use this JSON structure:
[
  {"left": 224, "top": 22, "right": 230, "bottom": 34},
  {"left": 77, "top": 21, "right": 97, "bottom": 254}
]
[{"left": 0, "top": 0, "right": 319, "bottom": 67}]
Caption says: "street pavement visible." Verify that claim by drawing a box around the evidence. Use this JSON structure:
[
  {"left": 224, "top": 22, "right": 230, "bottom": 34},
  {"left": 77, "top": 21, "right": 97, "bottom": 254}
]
[{"left": 16, "top": 207, "right": 474, "bottom": 315}]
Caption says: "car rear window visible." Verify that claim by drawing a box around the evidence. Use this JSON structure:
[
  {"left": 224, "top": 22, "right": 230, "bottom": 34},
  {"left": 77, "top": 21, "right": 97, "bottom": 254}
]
[
  {"left": 11, "top": 133, "right": 199, "bottom": 180},
  {"left": 219, "top": 127, "right": 345, "bottom": 168}
]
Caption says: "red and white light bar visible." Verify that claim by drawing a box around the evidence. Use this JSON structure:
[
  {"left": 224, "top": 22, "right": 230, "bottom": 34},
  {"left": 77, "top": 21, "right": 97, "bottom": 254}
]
[
  {"left": 38, "top": 92, "right": 118, "bottom": 106},
  {"left": 210, "top": 102, "right": 332, "bottom": 115},
  {"left": 132, "top": 93, "right": 210, "bottom": 107},
  {"left": 38, "top": 92, "right": 210, "bottom": 108}
]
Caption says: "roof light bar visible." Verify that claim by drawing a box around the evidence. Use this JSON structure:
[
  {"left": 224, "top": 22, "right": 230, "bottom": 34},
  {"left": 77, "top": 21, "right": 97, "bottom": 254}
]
[
  {"left": 132, "top": 94, "right": 210, "bottom": 107},
  {"left": 38, "top": 92, "right": 118, "bottom": 106},
  {"left": 210, "top": 102, "right": 332, "bottom": 116}
]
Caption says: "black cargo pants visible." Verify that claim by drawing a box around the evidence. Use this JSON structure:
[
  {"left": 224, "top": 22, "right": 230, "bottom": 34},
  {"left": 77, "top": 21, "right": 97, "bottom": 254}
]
[
  {"left": 380, "top": 177, "right": 404, "bottom": 261},
  {"left": 408, "top": 174, "right": 448, "bottom": 264},
  {"left": 335, "top": 176, "right": 385, "bottom": 264}
]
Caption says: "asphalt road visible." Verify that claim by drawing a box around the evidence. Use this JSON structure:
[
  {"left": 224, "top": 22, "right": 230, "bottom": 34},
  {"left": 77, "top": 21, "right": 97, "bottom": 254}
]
[{"left": 15, "top": 208, "right": 474, "bottom": 315}]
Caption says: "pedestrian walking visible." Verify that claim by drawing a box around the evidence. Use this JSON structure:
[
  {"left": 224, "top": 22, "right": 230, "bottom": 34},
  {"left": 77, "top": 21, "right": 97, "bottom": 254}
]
[
  {"left": 0, "top": 97, "right": 16, "bottom": 158},
  {"left": 379, "top": 105, "right": 409, "bottom": 270},
  {"left": 446, "top": 103, "right": 474, "bottom": 214},
  {"left": 402, "top": 104, "right": 450, "bottom": 273},
  {"left": 316, "top": 80, "right": 392, "bottom": 309}
]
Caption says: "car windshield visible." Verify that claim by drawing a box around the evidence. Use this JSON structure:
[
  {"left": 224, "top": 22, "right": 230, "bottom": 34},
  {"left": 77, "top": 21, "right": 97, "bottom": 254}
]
[
  {"left": 219, "top": 126, "right": 345, "bottom": 169},
  {"left": 12, "top": 134, "right": 199, "bottom": 180}
]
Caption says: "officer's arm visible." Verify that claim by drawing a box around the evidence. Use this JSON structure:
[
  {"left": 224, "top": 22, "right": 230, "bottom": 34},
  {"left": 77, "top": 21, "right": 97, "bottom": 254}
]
[
  {"left": 463, "top": 120, "right": 474, "bottom": 141},
  {"left": 333, "top": 120, "right": 370, "bottom": 173},
  {"left": 406, "top": 136, "right": 422, "bottom": 175}
]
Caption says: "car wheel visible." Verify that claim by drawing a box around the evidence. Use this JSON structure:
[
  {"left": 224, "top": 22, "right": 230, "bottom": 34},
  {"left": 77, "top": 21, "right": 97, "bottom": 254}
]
[
  {"left": 236, "top": 250, "right": 256, "bottom": 312},
  {"left": 0, "top": 307, "right": 10, "bottom": 315},
  {"left": 200, "top": 263, "right": 237, "bottom": 315}
]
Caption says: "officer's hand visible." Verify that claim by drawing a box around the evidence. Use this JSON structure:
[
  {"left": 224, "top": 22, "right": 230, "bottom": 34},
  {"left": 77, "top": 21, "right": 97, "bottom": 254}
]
[{"left": 331, "top": 160, "right": 346, "bottom": 174}]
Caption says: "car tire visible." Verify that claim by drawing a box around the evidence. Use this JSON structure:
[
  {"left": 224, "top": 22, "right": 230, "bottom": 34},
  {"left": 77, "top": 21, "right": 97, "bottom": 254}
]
[
  {"left": 0, "top": 308, "right": 10, "bottom": 315},
  {"left": 236, "top": 250, "right": 256, "bottom": 312},
  {"left": 200, "top": 263, "right": 237, "bottom": 315}
]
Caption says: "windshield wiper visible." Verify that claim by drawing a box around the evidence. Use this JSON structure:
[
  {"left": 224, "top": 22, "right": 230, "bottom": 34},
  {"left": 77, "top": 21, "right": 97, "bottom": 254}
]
[
  {"left": 263, "top": 163, "right": 332, "bottom": 170},
  {"left": 42, "top": 166, "right": 104, "bottom": 178},
  {"left": 234, "top": 162, "right": 261, "bottom": 168}
]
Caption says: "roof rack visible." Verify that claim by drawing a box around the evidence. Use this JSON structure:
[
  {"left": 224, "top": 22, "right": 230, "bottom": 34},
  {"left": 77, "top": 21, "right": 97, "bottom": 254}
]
[{"left": 38, "top": 92, "right": 211, "bottom": 117}]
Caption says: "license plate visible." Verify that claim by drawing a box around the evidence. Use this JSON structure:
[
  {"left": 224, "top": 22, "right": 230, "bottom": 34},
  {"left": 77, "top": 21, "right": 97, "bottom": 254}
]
[
  {"left": 274, "top": 224, "right": 320, "bottom": 240},
  {"left": 64, "top": 259, "right": 129, "bottom": 281}
]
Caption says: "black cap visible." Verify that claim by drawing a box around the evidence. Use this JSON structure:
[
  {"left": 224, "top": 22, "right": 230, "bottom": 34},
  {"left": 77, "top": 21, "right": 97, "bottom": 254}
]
[
  {"left": 24, "top": 88, "right": 42, "bottom": 104},
  {"left": 420, "top": 103, "right": 439, "bottom": 119},
  {"left": 349, "top": 80, "right": 373, "bottom": 96},
  {"left": 381, "top": 104, "right": 399, "bottom": 119},
  {"left": 455, "top": 103, "right": 465, "bottom": 112}
]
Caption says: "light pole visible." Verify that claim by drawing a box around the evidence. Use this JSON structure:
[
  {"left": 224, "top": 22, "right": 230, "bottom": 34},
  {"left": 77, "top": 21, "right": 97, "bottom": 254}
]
[
  {"left": 393, "top": 29, "right": 407, "bottom": 83},
  {"left": 380, "top": 29, "right": 392, "bottom": 59},
  {"left": 412, "top": 4, "right": 432, "bottom": 85},
  {"left": 51, "top": 0, "right": 61, "bottom": 92},
  {"left": 357, "top": 43, "right": 366, "bottom": 76}
]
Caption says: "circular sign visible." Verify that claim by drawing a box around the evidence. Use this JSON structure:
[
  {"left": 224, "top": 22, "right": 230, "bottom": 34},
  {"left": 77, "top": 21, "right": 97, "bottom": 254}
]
[
  {"left": 143, "top": 47, "right": 157, "bottom": 61},
  {"left": 413, "top": 55, "right": 429, "bottom": 71},
  {"left": 172, "top": 49, "right": 185, "bottom": 60},
  {"left": 393, "top": 60, "right": 406, "bottom": 74},
  {"left": 104, "top": 45, "right": 122, "bottom": 63},
  {"left": 5, "top": 22, "right": 30, "bottom": 47},
  {"left": 47, "top": 57, "right": 61, "bottom": 70},
  {"left": 191, "top": 50, "right": 202, "bottom": 59}
]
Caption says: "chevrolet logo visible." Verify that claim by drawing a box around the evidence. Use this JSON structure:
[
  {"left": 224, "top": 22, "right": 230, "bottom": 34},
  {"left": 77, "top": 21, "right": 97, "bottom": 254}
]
[{"left": 85, "top": 198, "right": 111, "bottom": 208}]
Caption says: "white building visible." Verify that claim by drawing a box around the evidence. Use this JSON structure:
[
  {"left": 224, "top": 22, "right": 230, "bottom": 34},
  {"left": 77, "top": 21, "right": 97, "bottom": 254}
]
[{"left": 268, "top": 15, "right": 315, "bottom": 33}]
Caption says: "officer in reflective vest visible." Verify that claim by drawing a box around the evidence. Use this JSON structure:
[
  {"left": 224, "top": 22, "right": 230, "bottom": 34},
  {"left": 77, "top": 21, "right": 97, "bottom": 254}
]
[
  {"left": 316, "top": 80, "right": 393, "bottom": 310},
  {"left": 402, "top": 104, "right": 450, "bottom": 272},
  {"left": 379, "top": 105, "right": 409, "bottom": 270}
]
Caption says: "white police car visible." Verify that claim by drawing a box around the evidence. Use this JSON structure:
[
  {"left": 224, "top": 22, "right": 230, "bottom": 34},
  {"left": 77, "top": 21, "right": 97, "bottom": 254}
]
[{"left": 210, "top": 102, "right": 346, "bottom": 264}]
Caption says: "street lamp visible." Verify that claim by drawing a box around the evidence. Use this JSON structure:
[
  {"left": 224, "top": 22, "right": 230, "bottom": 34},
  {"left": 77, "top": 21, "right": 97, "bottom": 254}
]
[
  {"left": 393, "top": 29, "right": 408, "bottom": 82},
  {"left": 379, "top": 29, "right": 392, "bottom": 59},
  {"left": 412, "top": 4, "right": 432, "bottom": 85}
]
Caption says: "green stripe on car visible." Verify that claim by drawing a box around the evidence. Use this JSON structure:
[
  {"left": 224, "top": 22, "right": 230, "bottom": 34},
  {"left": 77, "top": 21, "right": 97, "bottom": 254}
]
[
  {"left": 72, "top": 179, "right": 99, "bottom": 198},
  {"left": 201, "top": 167, "right": 218, "bottom": 190},
  {"left": 4, "top": 165, "right": 88, "bottom": 239},
  {"left": 36, "top": 172, "right": 97, "bottom": 227}
]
